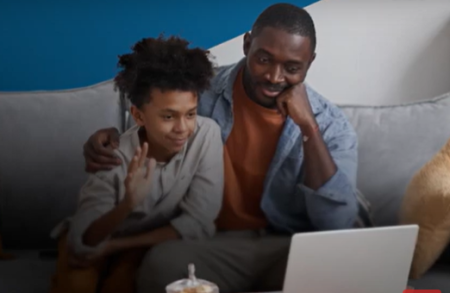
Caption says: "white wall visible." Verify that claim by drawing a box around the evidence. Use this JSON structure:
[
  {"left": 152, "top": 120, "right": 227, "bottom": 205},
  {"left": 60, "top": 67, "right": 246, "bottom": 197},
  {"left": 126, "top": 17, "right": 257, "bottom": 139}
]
[{"left": 209, "top": 0, "right": 450, "bottom": 106}]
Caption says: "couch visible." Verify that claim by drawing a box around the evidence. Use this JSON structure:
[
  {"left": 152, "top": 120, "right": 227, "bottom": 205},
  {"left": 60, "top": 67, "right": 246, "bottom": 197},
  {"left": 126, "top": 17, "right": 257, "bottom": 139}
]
[{"left": 1, "top": 81, "right": 449, "bottom": 292}]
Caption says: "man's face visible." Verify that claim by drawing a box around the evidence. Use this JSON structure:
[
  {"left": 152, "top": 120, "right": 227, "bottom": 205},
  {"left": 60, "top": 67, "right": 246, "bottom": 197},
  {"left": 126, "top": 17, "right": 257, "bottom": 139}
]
[
  {"left": 243, "top": 26, "right": 316, "bottom": 108},
  {"left": 132, "top": 88, "right": 197, "bottom": 156}
]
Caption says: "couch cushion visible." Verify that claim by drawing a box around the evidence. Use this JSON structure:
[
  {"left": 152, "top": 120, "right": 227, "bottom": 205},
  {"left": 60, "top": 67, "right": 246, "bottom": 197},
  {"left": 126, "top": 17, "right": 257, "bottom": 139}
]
[
  {"left": 0, "top": 81, "right": 124, "bottom": 249},
  {"left": 339, "top": 92, "right": 450, "bottom": 226},
  {"left": 0, "top": 251, "right": 56, "bottom": 293},
  {"left": 408, "top": 264, "right": 450, "bottom": 292}
]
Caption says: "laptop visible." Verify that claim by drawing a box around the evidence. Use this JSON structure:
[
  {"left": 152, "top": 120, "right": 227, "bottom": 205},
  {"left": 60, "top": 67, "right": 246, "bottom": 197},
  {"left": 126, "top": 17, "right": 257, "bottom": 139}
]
[{"left": 282, "top": 225, "right": 419, "bottom": 293}]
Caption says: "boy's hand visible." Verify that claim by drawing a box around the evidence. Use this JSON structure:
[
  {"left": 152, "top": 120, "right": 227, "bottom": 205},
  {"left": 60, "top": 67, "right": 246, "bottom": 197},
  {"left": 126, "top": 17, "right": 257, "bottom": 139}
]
[
  {"left": 83, "top": 127, "right": 122, "bottom": 173},
  {"left": 68, "top": 241, "right": 116, "bottom": 269},
  {"left": 124, "top": 142, "right": 157, "bottom": 208}
]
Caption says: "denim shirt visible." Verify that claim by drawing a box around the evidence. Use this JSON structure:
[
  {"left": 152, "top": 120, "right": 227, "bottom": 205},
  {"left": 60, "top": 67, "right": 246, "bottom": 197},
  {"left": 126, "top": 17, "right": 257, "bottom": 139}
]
[{"left": 197, "top": 58, "right": 359, "bottom": 234}]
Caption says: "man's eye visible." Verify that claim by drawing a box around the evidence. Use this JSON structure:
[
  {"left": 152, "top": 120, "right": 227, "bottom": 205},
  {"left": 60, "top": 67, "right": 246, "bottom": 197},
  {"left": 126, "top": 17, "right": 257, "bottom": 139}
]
[
  {"left": 287, "top": 67, "right": 299, "bottom": 73},
  {"left": 163, "top": 115, "right": 173, "bottom": 120},
  {"left": 259, "top": 57, "right": 269, "bottom": 63},
  {"left": 187, "top": 112, "right": 196, "bottom": 118}
]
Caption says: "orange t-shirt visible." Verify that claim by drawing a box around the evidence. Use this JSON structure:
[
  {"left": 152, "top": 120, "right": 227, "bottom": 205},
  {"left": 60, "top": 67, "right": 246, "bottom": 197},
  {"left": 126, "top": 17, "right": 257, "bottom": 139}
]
[{"left": 215, "top": 69, "right": 285, "bottom": 231}]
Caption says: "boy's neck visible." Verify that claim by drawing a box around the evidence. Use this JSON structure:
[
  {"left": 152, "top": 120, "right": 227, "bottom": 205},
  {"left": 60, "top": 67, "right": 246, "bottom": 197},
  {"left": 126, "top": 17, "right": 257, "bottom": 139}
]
[{"left": 138, "top": 127, "right": 176, "bottom": 163}]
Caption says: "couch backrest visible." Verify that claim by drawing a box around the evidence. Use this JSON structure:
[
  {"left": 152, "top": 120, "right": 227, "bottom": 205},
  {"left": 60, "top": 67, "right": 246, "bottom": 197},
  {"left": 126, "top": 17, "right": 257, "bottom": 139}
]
[
  {"left": 0, "top": 81, "right": 124, "bottom": 249},
  {"left": 340, "top": 92, "right": 450, "bottom": 226},
  {"left": 1, "top": 80, "right": 449, "bottom": 248}
]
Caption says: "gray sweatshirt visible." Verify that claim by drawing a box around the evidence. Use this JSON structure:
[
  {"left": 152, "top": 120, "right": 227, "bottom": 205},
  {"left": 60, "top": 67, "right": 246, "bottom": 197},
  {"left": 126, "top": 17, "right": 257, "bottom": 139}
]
[{"left": 51, "top": 116, "right": 224, "bottom": 255}]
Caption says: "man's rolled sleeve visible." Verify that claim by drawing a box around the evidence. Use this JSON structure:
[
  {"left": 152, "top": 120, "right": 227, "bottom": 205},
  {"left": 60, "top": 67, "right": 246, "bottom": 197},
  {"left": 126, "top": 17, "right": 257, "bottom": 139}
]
[
  {"left": 299, "top": 115, "right": 359, "bottom": 231},
  {"left": 67, "top": 172, "right": 118, "bottom": 255},
  {"left": 170, "top": 122, "right": 224, "bottom": 239}
]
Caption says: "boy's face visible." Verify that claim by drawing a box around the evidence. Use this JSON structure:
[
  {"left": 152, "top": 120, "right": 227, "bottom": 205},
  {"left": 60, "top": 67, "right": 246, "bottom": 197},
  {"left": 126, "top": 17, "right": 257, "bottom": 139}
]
[{"left": 131, "top": 88, "right": 198, "bottom": 157}]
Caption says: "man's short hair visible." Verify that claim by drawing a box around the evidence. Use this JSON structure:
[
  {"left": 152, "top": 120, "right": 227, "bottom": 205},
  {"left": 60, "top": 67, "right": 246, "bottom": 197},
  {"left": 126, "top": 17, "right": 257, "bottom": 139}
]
[{"left": 251, "top": 3, "right": 316, "bottom": 51}]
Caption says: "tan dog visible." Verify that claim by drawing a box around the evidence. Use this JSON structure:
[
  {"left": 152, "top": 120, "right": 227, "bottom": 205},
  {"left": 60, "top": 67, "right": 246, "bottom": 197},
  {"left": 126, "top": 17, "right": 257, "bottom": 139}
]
[{"left": 400, "top": 137, "right": 450, "bottom": 279}]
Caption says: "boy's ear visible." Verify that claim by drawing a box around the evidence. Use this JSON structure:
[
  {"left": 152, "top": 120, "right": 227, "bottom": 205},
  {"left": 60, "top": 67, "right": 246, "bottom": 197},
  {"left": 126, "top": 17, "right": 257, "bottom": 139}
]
[{"left": 130, "top": 105, "right": 145, "bottom": 127}]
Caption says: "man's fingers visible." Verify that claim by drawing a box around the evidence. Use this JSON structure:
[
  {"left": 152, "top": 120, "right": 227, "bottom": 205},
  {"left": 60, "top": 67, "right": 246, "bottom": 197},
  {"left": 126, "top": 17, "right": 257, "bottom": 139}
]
[
  {"left": 109, "top": 129, "right": 121, "bottom": 149},
  {"left": 276, "top": 97, "right": 288, "bottom": 117},
  {"left": 84, "top": 148, "right": 117, "bottom": 172},
  {"left": 84, "top": 143, "right": 121, "bottom": 166},
  {"left": 87, "top": 129, "right": 120, "bottom": 164},
  {"left": 82, "top": 128, "right": 121, "bottom": 172},
  {"left": 92, "top": 143, "right": 121, "bottom": 163},
  {"left": 86, "top": 137, "right": 121, "bottom": 165}
]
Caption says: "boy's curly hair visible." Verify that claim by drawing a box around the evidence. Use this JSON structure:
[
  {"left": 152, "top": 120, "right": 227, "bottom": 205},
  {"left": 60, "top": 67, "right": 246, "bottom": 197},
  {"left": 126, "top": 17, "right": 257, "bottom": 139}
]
[{"left": 114, "top": 35, "right": 215, "bottom": 108}]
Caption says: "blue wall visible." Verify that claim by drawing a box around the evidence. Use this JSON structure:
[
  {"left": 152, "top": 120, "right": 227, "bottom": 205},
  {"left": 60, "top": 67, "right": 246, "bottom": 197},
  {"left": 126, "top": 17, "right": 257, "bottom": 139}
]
[{"left": 0, "top": 0, "right": 319, "bottom": 91}]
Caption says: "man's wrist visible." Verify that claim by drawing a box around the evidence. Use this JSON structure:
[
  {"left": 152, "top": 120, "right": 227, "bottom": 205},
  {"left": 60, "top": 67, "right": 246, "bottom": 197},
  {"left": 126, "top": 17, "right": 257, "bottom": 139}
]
[{"left": 300, "top": 122, "right": 320, "bottom": 141}]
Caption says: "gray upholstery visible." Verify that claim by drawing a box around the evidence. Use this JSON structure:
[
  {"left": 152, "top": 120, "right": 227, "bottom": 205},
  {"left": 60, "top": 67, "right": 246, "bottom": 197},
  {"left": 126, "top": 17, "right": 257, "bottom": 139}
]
[
  {"left": 409, "top": 264, "right": 450, "bottom": 292},
  {"left": 340, "top": 93, "right": 450, "bottom": 291},
  {"left": 1, "top": 84, "right": 450, "bottom": 292},
  {"left": 0, "top": 251, "right": 56, "bottom": 292},
  {"left": 0, "top": 81, "right": 123, "bottom": 249},
  {"left": 340, "top": 92, "right": 450, "bottom": 227}
]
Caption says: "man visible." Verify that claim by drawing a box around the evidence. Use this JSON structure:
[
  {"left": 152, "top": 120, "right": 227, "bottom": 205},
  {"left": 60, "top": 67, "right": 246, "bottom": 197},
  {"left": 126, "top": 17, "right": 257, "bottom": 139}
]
[
  {"left": 50, "top": 35, "right": 224, "bottom": 293},
  {"left": 83, "top": 3, "right": 368, "bottom": 293}
]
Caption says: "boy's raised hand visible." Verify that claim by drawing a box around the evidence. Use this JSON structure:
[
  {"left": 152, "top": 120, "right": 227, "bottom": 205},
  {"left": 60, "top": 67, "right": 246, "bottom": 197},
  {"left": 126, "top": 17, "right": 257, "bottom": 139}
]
[{"left": 124, "top": 142, "right": 157, "bottom": 208}]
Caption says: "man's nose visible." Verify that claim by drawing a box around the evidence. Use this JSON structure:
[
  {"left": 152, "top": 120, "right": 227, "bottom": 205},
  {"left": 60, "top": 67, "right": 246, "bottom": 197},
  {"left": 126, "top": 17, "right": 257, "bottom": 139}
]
[{"left": 265, "top": 65, "right": 284, "bottom": 84}]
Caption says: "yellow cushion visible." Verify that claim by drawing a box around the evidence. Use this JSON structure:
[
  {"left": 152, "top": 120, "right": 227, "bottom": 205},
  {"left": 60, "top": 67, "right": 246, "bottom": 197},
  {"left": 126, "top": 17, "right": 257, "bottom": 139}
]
[{"left": 399, "top": 138, "right": 450, "bottom": 279}]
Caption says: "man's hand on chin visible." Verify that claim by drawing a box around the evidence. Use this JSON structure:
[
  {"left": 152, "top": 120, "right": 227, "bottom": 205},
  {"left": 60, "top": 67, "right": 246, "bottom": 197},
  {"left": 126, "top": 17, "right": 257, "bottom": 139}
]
[{"left": 275, "top": 83, "right": 318, "bottom": 134}]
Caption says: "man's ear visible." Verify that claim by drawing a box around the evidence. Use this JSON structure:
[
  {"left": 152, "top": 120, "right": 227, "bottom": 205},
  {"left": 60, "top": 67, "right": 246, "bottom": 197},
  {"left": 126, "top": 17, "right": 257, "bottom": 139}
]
[
  {"left": 307, "top": 52, "right": 317, "bottom": 70},
  {"left": 243, "top": 32, "right": 252, "bottom": 57},
  {"left": 130, "top": 105, "right": 145, "bottom": 127}
]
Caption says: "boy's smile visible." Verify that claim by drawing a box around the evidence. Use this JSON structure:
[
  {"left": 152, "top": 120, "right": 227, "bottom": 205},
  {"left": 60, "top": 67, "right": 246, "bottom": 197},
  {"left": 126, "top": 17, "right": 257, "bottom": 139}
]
[{"left": 132, "top": 88, "right": 198, "bottom": 162}]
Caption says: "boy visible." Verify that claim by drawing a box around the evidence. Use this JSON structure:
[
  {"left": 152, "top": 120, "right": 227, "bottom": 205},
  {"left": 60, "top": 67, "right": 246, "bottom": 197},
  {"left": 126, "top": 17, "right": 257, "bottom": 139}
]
[{"left": 49, "top": 35, "right": 224, "bottom": 293}]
